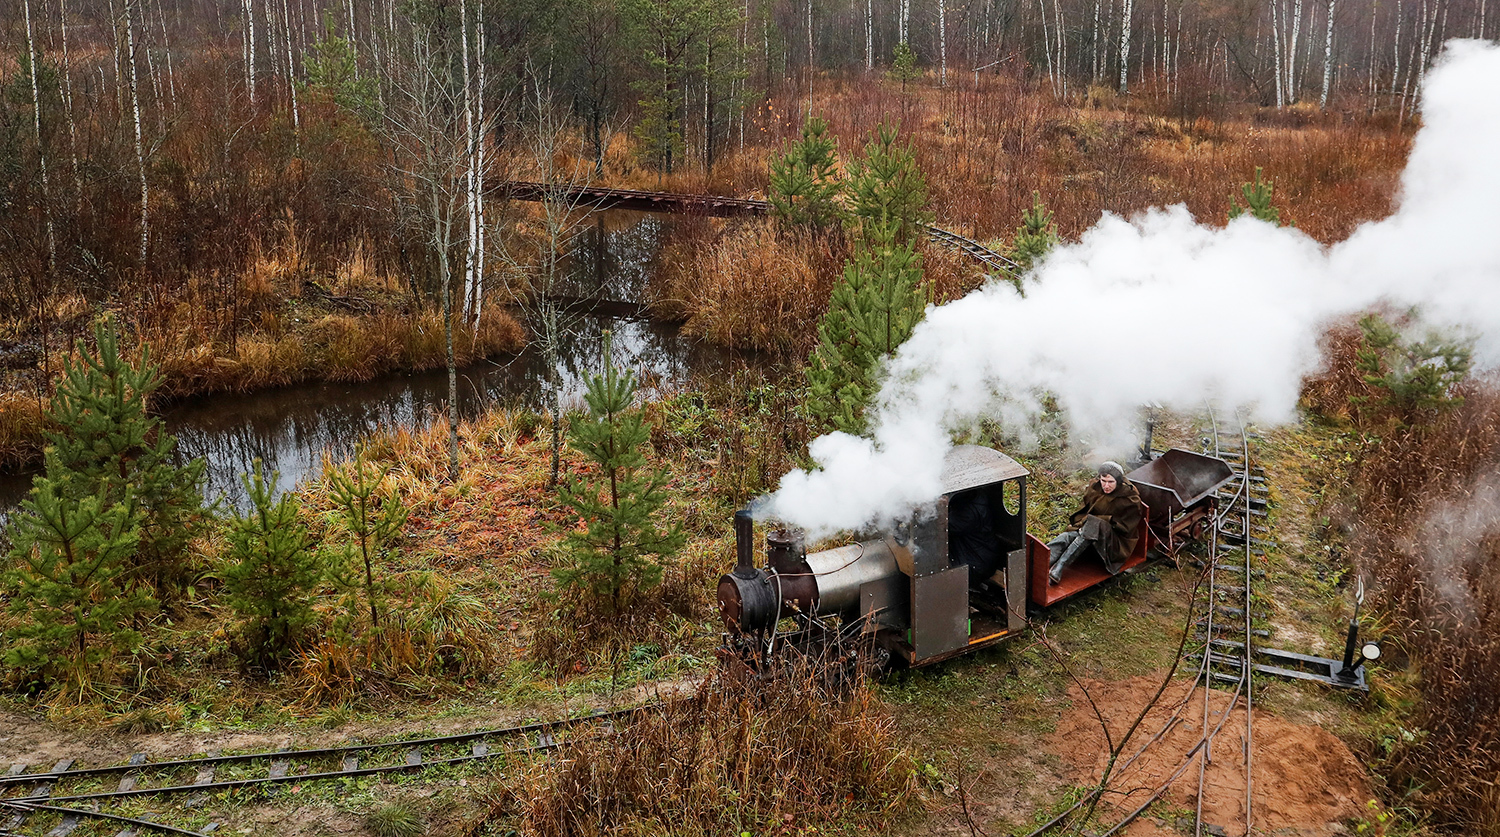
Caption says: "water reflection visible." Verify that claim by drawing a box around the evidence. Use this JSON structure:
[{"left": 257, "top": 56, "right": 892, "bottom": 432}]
[{"left": 0, "top": 212, "right": 765, "bottom": 513}]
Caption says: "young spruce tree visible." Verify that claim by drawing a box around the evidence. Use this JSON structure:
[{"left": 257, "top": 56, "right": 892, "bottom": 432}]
[
  {"left": 221, "top": 464, "right": 322, "bottom": 668},
  {"left": 556, "top": 335, "right": 684, "bottom": 616},
  {"left": 768, "top": 115, "right": 844, "bottom": 231}
]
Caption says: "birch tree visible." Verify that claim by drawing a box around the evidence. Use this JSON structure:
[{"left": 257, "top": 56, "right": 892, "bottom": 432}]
[
  {"left": 124, "top": 0, "right": 149, "bottom": 269},
  {"left": 23, "top": 0, "right": 57, "bottom": 281},
  {"left": 1320, "top": 0, "right": 1336, "bottom": 106}
]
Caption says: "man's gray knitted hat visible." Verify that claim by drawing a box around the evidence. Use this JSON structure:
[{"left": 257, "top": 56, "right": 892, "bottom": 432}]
[{"left": 1098, "top": 461, "right": 1126, "bottom": 482}]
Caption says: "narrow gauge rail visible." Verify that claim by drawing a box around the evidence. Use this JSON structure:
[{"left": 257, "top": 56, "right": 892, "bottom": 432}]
[
  {"left": 0, "top": 703, "right": 661, "bottom": 837},
  {"left": 1027, "top": 410, "right": 1267, "bottom": 837},
  {"left": 495, "top": 180, "right": 1023, "bottom": 278}
]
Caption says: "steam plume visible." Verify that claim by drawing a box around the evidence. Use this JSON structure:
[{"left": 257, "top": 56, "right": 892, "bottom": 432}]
[{"left": 766, "top": 39, "right": 1500, "bottom": 539}]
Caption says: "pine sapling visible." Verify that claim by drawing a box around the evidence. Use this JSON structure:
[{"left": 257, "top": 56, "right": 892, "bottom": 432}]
[
  {"left": 1228, "top": 166, "right": 1286, "bottom": 225},
  {"left": 807, "top": 219, "right": 926, "bottom": 435},
  {"left": 846, "top": 120, "right": 932, "bottom": 246},
  {"left": 769, "top": 115, "right": 845, "bottom": 231},
  {"left": 1010, "top": 190, "right": 1061, "bottom": 274},
  {"left": 221, "top": 464, "right": 322, "bottom": 668},
  {"left": 3, "top": 476, "right": 147, "bottom": 701},
  {"left": 327, "top": 453, "right": 408, "bottom": 629},
  {"left": 555, "top": 335, "right": 685, "bottom": 616}
]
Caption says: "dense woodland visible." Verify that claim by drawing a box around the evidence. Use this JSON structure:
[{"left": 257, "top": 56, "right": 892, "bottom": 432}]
[{"left": 0, "top": 0, "right": 1471, "bottom": 326}]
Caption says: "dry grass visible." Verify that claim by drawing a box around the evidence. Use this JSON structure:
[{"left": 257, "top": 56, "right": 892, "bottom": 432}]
[
  {"left": 475, "top": 662, "right": 917, "bottom": 836},
  {"left": 1305, "top": 327, "right": 1500, "bottom": 834},
  {"left": 650, "top": 218, "right": 846, "bottom": 355}
]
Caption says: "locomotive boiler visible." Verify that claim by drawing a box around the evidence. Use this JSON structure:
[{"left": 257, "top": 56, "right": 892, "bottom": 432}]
[{"left": 718, "top": 444, "right": 1234, "bottom": 668}]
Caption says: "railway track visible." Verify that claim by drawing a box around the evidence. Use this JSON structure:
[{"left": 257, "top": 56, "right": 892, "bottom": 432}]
[
  {"left": 0, "top": 703, "right": 659, "bottom": 837},
  {"left": 497, "top": 180, "right": 1021, "bottom": 278},
  {"left": 1026, "top": 409, "right": 1268, "bottom": 837}
]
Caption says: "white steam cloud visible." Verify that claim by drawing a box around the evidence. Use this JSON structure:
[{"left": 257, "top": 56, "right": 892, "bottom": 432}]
[{"left": 766, "top": 39, "right": 1500, "bottom": 539}]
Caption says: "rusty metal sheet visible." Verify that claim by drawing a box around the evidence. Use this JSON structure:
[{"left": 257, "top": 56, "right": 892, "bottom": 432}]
[
  {"left": 941, "top": 445, "right": 1030, "bottom": 495},
  {"left": 1127, "top": 449, "right": 1234, "bottom": 518},
  {"left": 1005, "top": 548, "right": 1028, "bottom": 632},
  {"left": 860, "top": 575, "right": 908, "bottom": 632},
  {"left": 912, "top": 565, "right": 970, "bottom": 663}
]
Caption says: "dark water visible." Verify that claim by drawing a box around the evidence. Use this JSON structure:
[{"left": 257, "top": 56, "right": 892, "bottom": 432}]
[{"left": 0, "top": 212, "right": 763, "bottom": 512}]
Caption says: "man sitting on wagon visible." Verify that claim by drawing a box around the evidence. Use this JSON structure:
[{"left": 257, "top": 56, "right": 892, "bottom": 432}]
[{"left": 1048, "top": 461, "right": 1144, "bottom": 585}]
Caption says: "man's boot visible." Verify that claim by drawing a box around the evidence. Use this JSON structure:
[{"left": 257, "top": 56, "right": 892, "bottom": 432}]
[{"left": 1050, "top": 535, "right": 1092, "bottom": 584}]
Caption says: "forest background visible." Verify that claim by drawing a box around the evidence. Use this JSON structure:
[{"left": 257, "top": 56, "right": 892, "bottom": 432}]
[{"left": 0, "top": 0, "right": 1469, "bottom": 460}]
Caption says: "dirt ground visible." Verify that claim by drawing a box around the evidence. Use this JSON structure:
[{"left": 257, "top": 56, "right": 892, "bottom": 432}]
[{"left": 1047, "top": 674, "right": 1373, "bottom": 837}]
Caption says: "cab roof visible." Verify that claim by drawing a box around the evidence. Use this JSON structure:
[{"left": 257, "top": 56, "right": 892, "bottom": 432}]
[{"left": 941, "top": 445, "right": 1030, "bottom": 494}]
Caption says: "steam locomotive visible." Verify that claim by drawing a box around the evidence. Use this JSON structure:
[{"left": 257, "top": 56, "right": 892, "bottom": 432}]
[{"left": 717, "top": 445, "right": 1233, "bottom": 668}]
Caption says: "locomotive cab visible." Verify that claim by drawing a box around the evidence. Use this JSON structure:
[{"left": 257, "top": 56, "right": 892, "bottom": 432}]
[{"left": 719, "top": 445, "right": 1033, "bottom": 667}]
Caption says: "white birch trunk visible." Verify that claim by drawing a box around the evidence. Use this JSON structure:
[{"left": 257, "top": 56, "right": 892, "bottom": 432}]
[
  {"left": 1320, "top": 0, "right": 1335, "bottom": 106},
  {"left": 1271, "top": 0, "right": 1285, "bottom": 106},
  {"left": 939, "top": 0, "right": 948, "bottom": 86},
  {"left": 347, "top": 0, "right": 360, "bottom": 77},
  {"left": 1287, "top": 0, "right": 1303, "bottom": 102},
  {"left": 154, "top": 0, "right": 176, "bottom": 109},
  {"left": 1119, "top": 0, "right": 1134, "bottom": 93},
  {"left": 125, "top": 0, "right": 149, "bottom": 269},
  {"left": 460, "top": 0, "right": 478, "bottom": 323},
  {"left": 866, "top": 0, "right": 873, "bottom": 70},
  {"left": 473, "top": 0, "right": 486, "bottom": 323},
  {"left": 58, "top": 0, "right": 83, "bottom": 211},
  {"left": 807, "top": 0, "right": 814, "bottom": 70},
  {"left": 244, "top": 0, "right": 257, "bottom": 102},
  {"left": 24, "top": 0, "right": 57, "bottom": 279},
  {"left": 1098, "top": 0, "right": 1110, "bottom": 83},
  {"left": 1391, "top": 0, "right": 1402, "bottom": 92},
  {"left": 282, "top": 0, "right": 298, "bottom": 132},
  {"left": 900, "top": 0, "right": 909, "bottom": 44},
  {"left": 1055, "top": 0, "right": 1066, "bottom": 96}
]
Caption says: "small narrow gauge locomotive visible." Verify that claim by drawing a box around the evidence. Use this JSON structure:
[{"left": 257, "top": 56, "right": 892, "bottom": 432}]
[{"left": 718, "top": 444, "right": 1234, "bottom": 668}]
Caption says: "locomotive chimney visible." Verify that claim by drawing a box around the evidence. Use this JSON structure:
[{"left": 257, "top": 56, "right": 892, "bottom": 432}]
[{"left": 734, "top": 508, "right": 754, "bottom": 574}]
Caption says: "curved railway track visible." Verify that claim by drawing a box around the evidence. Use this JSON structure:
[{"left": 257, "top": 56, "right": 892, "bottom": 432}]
[
  {"left": 0, "top": 703, "right": 663, "bottom": 837},
  {"left": 496, "top": 180, "right": 1022, "bottom": 278},
  {"left": 1027, "top": 409, "right": 1268, "bottom": 837}
]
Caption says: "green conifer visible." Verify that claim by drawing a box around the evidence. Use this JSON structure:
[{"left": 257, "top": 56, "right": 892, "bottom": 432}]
[
  {"left": 846, "top": 121, "right": 932, "bottom": 246},
  {"left": 555, "top": 335, "right": 685, "bottom": 615},
  {"left": 768, "top": 115, "right": 844, "bottom": 231},
  {"left": 221, "top": 464, "right": 322, "bottom": 668},
  {"left": 3, "top": 476, "right": 147, "bottom": 700},
  {"left": 45, "top": 318, "right": 207, "bottom": 602},
  {"left": 1011, "top": 190, "right": 1061, "bottom": 273},
  {"left": 1352, "top": 313, "right": 1474, "bottom": 427},
  {"left": 1228, "top": 167, "right": 1285, "bottom": 225},
  {"left": 806, "top": 220, "right": 927, "bottom": 435},
  {"left": 326, "top": 453, "right": 407, "bottom": 629},
  {"left": 887, "top": 42, "right": 920, "bottom": 93}
]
